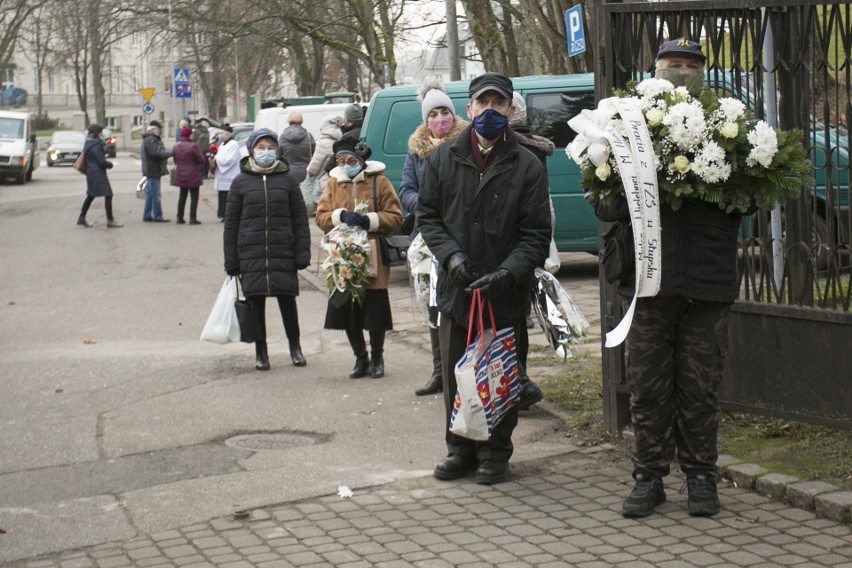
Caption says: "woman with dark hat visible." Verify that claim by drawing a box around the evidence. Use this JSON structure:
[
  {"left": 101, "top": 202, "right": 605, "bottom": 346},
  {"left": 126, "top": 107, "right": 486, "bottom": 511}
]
[
  {"left": 77, "top": 123, "right": 122, "bottom": 228},
  {"left": 315, "top": 136, "right": 403, "bottom": 378},
  {"left": 223, "top": 128, "right": 312, "bottom": 371}
]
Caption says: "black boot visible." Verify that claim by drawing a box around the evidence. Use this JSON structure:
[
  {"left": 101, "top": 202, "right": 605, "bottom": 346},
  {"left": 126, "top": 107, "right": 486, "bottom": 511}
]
[
  {"left": 369, "top": 330, "right": 385, "bottom": 378},
  {"left": 77, "top": 215, "right": 92, "bottom": 228},
  {"left": 416, "top": 326, "right": 443, "bottom": 395},
  {"left": 290, "top": 345, "right": 306, "bottom": 367},
  {"left": 346, "top": 330, "right": 369, "bottom": 378},
  {"left": 255, "top": 342, "right": 270, "bottom": 371}
]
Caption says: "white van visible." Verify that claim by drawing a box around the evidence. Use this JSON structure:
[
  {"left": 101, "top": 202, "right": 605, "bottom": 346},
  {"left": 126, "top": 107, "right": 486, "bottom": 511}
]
[
  {"left": 0, "top": 110, "right": 40, "bottom": 184},
  {"left": 254, "top": 102, "right": 367, "bottom": 141}
]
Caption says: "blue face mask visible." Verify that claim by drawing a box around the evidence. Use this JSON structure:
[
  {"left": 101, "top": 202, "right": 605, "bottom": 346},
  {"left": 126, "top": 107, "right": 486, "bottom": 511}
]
[
  {"left": 342, "top": 164, "right": 362, "bottom": 178},
  {"left": 254, "top": 149, "right": 277, "bottom": 166},
  {"left": 471, "top": 108, "right": 509, "bottom": 140}
]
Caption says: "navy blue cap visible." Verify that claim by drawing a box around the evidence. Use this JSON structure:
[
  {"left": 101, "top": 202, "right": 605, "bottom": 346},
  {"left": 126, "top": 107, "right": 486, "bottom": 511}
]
[{"left": 656, "top": 38, "right": 706, "bottom": 63}]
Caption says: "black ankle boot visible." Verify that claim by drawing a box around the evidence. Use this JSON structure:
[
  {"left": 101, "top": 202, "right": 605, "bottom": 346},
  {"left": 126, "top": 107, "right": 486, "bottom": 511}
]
[
  {"left": 370, "top": 357, "right": 384, "bottom": 378},
  {"left": 416, "top": 327, "right": 443, "bottom": 395},
  {"left": 350, "top": 354, "right": 370, "bottom": 378},
  {"left": 290, "top": 345, "right": 306, "bottom": 367},
  {"left": 255, "top": 342, "right": 270, "bottom": 371},
  {"left": 77, "top": 215, "right": 92, "bottom": 228}
]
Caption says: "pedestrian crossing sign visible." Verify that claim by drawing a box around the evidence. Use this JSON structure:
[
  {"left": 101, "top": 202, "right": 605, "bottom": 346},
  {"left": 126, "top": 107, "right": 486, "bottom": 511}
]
[{"left": 173, "top": 68, "right": 189, "bottom": 83}]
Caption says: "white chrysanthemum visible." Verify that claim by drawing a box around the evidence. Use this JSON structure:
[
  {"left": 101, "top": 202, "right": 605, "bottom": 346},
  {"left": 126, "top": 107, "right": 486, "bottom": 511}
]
[
  {"left": 663, "top": 101, "right": 707, "bottom": 150},
  {"left": 702, "top": 140, "right": 726, "bottom": 163},
  {"left": 693, "top": 141, "right": 732, "bottom": 183},
  {"left": 746, "top": 121, "right": 778, "bottom": 167},
  {"left": 718, "top": 98, "right": 746, "bottom": 121},
  {"left": 671, "top": 86, "right": 692, "bottom": 102},
  {"left": 635, "top": 78, "right": 675, "bottom": 99}
]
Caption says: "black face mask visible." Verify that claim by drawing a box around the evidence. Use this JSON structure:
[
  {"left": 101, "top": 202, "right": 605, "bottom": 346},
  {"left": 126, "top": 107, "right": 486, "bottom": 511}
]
[{"left": 655, "top": 68, "right": 705, "bottom": 96}]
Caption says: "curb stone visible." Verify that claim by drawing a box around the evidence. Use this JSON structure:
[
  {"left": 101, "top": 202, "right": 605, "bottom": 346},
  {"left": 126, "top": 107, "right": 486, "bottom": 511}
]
[
  {"left": 787, "top": 480, "right": 842, "bottom": 511},
  {"left": 816, "top": 491, "right": 852, "bottom": 523},
  {"left": 755, "top": 472, "right": 801, "bottom": 501}
]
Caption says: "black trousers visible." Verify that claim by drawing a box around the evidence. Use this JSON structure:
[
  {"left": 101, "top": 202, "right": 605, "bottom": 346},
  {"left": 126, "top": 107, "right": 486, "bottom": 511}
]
[
  {"left": 80, "top": 195, "right": 115, "bottom": 221},
  {"left": 438, "top": 313, "right": 519, "bottom": 463},
  {"left": 626, "top": 295, "right": 730, "bottom": 480},
  {"left": 248, "top": 295, "right": 301, "bottom": 347},
  {"left": 177, "top": 187, "right": 199, "bottom": 220},
  {"left": 217, "top": 191, "right": 228, "bottom": 219}
]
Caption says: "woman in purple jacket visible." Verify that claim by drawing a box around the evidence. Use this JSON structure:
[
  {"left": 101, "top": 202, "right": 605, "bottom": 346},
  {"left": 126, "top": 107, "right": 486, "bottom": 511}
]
[{"left": 173, "top": 126, "right": 207, "bottom": 224}]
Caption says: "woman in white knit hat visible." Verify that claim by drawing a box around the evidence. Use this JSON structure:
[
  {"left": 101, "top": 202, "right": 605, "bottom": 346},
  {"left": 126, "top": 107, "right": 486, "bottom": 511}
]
[{"left": 398, "top": 79, "right": 467, "bottom": 397}]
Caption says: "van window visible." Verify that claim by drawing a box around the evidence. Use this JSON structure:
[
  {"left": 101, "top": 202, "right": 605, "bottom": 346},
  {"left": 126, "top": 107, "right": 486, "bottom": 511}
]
[
  {"left": 0, "top": 117, "right": 25, "bottom": 138},
  {"left": 527, "top": 92, "right": 596, "bottom": 149},
  {"left": 384, "top": 100, "right": 422, "bottom": 155}
]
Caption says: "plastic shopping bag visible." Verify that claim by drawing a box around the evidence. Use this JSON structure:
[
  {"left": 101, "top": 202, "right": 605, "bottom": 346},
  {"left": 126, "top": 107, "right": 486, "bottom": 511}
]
[
  {"left": 200, "top": 276, "right": 241, "bottom": 344},
  {"left": 450, "top": 289, "right": 521, "bottom": 441},
  {"left": 300, "top": 174, "right": 323, "bottom": 216}
]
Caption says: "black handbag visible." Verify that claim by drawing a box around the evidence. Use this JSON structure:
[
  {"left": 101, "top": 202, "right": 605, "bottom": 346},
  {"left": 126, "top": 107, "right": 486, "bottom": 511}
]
[
  {"left": 234, "top": 278, "right": 262, "bottom": 343},
  {"left": 371, "top": 177, "right": 411, "bottom": 267},
  {"left": 601, "top": 220, "right": 635, "bottom": 284}
]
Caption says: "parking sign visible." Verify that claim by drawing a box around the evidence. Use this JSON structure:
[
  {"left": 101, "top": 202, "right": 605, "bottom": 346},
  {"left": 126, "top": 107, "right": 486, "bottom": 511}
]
[{"left": 565, "top": 5, "right": 586, "bottom": 57}]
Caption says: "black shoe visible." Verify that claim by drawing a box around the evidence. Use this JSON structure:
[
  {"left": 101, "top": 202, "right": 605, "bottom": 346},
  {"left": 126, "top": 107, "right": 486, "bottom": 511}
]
[
  {"left": 686, "top": 474, "right": 720, "bottom": 517},
  {"left": 176, "top": 218, "right": 186, "bottom": 224},
  {"left": 77, "top": 217, "right": 92, "bottom": 228},
  {"left": 290, "top": 346, "right": 306, "bottom": 367},
  {"left": 475, "top": 460, "right": 510, "bottom": 485},
  {"left": 622, "top": 472, "right": 666, "bottom": 518},
  {"left": 434, "top": 454, "right": 477, "bottom": 481},
  {"left": 370, "top": 357, "right": 384, "bottom": 378},
  {"left": 349, "top": 355, "right": 370, "bottom": 379},
  {"left": 415, "top": 374, "right": 443, "bottom": 396},
  {"left": 255, "top": 343, "right": 270, "bottom": 371},
  {"left": 516, "top": 379, "right": 543, "bottom": 410},
  {"left": 143, "top": 218, "right": 153, "bottom": 222},
  {"left": 152, "top": 218, "right": 171, "bottom": 223},
  {"left": 189, "top": 219, "right": 201, "bottom": 225}
]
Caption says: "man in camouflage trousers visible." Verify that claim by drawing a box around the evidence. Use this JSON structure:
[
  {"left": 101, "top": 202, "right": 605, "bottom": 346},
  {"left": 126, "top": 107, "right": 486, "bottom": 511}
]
[{"left": 591, "top": 38, "right": 750, "bottom": 518}]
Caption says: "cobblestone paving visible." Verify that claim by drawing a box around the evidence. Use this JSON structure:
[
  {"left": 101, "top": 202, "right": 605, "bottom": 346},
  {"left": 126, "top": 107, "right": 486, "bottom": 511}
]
[{"left": 11, "top": 457, "right": 852, "bottom": 568}]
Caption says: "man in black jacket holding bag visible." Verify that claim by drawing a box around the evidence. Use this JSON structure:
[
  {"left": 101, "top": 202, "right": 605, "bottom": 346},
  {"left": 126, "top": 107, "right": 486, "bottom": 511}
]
[{"left": 417, "top": 73, "right": 551, "bottom": 485}]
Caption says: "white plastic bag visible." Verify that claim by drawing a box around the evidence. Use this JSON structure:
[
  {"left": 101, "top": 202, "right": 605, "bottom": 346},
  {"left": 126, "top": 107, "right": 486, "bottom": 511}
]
[
  {"left": 544, "top": 237, "right": 561, "bottom": 274},
  {"left": 200, "top": 276, "right": 240, "bottom": 344},
  {"left": 136, "top": 177, "right": 147, "bottom": 200},
  {"left": 300, "top": 174, "right": 322, "bottom": 216}
]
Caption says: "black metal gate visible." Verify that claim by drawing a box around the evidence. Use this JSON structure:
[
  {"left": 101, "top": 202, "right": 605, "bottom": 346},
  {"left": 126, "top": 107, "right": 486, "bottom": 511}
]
[{"left": 594, "top": 0, "right": 852, "bottom": 433}]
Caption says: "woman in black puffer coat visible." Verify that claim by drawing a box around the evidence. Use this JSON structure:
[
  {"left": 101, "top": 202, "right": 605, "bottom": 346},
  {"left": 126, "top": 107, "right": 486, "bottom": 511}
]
[
  {"left": 223, "top": 128, "right": 311, "bottom": 371},
  {"left": 77, "top": 123, "right": 122, "bottom": 228}
]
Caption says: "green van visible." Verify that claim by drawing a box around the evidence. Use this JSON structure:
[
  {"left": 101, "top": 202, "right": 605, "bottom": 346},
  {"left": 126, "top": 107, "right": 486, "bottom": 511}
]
[{"left": 359, "top": 74, "right": 598, "bottom": 253}]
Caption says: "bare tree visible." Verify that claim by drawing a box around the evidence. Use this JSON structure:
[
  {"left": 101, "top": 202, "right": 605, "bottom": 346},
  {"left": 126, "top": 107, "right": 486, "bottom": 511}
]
[
  {"left": 20, "top": 3, "right": 56, "bottom": 117},
  {"left": 0, "top": 0, "right": 49, "bottom": 84}
]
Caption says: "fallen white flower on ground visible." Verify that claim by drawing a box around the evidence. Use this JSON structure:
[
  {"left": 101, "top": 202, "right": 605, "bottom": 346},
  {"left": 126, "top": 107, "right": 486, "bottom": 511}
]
[{"left": 337, "top": 485, "right": 354, "bottom": 498}]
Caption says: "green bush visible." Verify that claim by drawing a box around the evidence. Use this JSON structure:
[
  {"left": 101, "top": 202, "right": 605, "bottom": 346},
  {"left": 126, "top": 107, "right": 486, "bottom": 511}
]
[{"left": 34, "top": 113, "right": 61, "bottom": 130}]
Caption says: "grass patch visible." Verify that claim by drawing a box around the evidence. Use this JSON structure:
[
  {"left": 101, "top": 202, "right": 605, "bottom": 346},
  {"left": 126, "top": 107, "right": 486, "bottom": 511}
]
[
  {"left": 719, "top": 412, "right": 852, "bottom": 490},
  {"left": 537, "top": 352, "right": 603, "bottom": 429},
  {"left": 537, "top": 354, "right": 852, "bottom": 490}
]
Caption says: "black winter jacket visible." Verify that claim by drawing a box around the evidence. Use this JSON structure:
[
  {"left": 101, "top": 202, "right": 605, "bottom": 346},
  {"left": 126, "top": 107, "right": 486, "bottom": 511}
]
[
  {"left": 590, "top": 194, "right": 744, "bottom": 303},
  {"left": 417, "top": 126, "right": 551, "bottom": 325},
  {"left": 141, "top": 132, "right": 171, "bottom": 178},
  {"left": 223, "top": 158, "right": 311, "bottom": 297}
]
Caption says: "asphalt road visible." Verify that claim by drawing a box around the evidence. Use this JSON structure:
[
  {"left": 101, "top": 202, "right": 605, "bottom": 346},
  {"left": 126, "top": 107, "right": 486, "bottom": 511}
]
[{"left": 0, "top": 155, "right": 603, "bottom": 563}]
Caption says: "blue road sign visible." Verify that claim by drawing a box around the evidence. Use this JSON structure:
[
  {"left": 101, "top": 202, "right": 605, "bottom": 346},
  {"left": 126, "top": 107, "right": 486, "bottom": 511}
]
[
  {"left": 142, "top": 102, "right": 155, "bottom": 115},
  {"left": 173, "top": 68, "right": 190, "bottom": 83},
  {"left": 565, "top": 6, "right": 586, "bottom": 57},
  {"left": 174, "top": 83, "right": 192, "bottom": 99}
]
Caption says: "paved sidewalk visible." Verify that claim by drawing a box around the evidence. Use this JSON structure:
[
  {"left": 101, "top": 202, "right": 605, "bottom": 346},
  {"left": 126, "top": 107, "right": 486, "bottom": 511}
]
[{"left": 9, "top": 455, "right": 852, "bottom": 568}]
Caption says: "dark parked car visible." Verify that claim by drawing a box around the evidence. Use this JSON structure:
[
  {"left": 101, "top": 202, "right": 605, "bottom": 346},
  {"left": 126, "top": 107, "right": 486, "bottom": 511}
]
[
  {"left": 46, "top": 130, "right": 85, "bottom": 167},
  {"left": 102, "top": 128, "right": 117, "bottom": 157}
]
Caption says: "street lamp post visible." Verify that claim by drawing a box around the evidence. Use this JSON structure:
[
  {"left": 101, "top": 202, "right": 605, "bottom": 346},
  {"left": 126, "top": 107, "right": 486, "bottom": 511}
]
[{"left": 168, "top": 0, "right": 178, "bottom": 140}]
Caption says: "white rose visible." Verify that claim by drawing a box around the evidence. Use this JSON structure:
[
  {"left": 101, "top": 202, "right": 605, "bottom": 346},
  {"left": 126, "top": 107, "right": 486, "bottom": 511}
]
[
  {"left": 720, "top": 122, "right": 739, "bottom": 138},
  {"left": 669, "top": 155, "right": 691, "bottom": 174},
  {"left": 595, "top": 163, "right": 612, "bottom": 181},
  {"left": 645, "top": 108, "right": 664, "bottom": 126}
]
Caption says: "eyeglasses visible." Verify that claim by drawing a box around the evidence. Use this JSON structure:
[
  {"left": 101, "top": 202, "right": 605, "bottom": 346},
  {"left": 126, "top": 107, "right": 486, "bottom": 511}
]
[{"left": 337, "top": 157, "right": 360, "bottom": 166}]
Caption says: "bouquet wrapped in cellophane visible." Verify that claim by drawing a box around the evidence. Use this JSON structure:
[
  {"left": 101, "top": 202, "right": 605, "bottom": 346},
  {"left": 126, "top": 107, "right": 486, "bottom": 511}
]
[
  {"left": 321, "top": 201, "right": 372, "bottom": 306},
  {"left": 531, "top": 268, "right": 590, "bottom": 360}
]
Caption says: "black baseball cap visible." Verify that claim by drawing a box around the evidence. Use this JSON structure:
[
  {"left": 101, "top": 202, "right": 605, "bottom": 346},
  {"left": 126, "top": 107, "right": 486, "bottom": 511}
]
[
  {"left": 656, "top": 37, "right": 706, "bottom": 63},
  {"left": 469, "top": 72, "right": 513, "bottom": 100}
]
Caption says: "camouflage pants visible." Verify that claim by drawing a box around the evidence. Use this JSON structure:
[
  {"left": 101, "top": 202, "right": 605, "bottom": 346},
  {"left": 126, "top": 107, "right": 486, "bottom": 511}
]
[{"left": 626, "top": 296, "right": 730, "bottom": 480}]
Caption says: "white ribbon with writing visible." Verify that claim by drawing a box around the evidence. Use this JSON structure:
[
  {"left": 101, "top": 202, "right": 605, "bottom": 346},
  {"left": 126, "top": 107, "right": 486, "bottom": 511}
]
[{"left": 568, "top": 97, "right": 662, "bottom": 347}]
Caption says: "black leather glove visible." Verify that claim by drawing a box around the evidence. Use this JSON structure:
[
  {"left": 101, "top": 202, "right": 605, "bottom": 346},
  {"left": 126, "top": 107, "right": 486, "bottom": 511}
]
[
  {"left": 340, "top": 210, "right": 370, "bottom": 230},
  {"left": 226, "top": 268, "right": 240, "bottom": 277},
  {"left": 466, "top": 268, "right": 514, "bottom": 299},
  {"left": 447, "top": 252, "right": 474, "bottom": 289}
]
